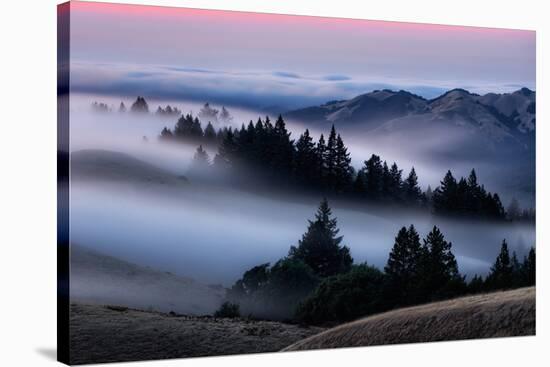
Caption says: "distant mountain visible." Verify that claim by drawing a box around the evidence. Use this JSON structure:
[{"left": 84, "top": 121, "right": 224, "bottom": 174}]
[{"left": 284, "top": 88, "right": 536, "bottom": 142}]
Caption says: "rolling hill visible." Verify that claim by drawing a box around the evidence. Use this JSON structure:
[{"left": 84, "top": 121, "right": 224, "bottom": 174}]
[{"left": 284, "top": 287, "right": 535, "bottom": 351}]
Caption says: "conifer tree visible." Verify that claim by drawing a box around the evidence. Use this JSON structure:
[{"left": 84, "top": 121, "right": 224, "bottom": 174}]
[
  {"left": 389, "top": 162, "right": 403, "bottom": 202},
  {"left": 403, "top": 167, "right": 422, "bottom": 205},
  {"left": 418, "top": 226, "right": 461, "bottom": 299},
  {"left": 294, "top": 129, "right": 319, "bottom": 185},
  {"left": 316, "top": 134, "right": 327, "bottom": 183},
  {"left": 174, "top": 113, "right": 195, "bottom": 139},
  {"left": 364, "top": 154, "right": 384, "bottom": 200},
  {"left": 384, "top": 225, "right": 422, "bottom": 305},
  {"left": 191, "top": 117, "right": 204, "bottom": 138},
  {"left": 382, "top": 161, "right": 391, "bottom": 199},
  {"left": 130, "top": 96, "right": 149, "bottom": 113},
  {"left": 433, "top": 170, "right": 458, "bottom": 213},
  {"left": 159, "top": 127, "right": 173, "bottom": 140},
  {"left": 119, "top": 102, "right": 127, "bottom": 113},
  {"left": 333, "top": 134, "right": 353, "bottom": 193},
  {"left": 466, "top": 169, "right": 481, "bottom": 212},
  {"left": 486, "top": 239, "right": 514, "bottom": 290},
  {"left": 203, "top": 122, "right": 217, "bottom": 145},
  {"left": 213, "top": 129, "right": 237, "bottom": 169},
  {"left": 270, "top": 115, "right": 294, "bottom": 177},
  {"left": 522, "top": 247, "right": 536, "bottom": 286},
  {"left": 324, "top": 125, "right": 338, "bottom": 189},
  {"left": 289, "top": 198, "right": 353, "bottom": 277}
]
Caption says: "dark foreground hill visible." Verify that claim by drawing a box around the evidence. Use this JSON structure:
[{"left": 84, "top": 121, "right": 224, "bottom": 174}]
[
  {"left": 284, "top": 287, "right": 535, "bottom": 351},
  {"left": 69, "top": 303, "right": 323, "bottom": 364}
]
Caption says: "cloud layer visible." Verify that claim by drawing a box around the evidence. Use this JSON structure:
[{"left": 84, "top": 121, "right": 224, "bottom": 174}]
[{"left": 71, "top": 62, "right": 534, "bottom": 112}]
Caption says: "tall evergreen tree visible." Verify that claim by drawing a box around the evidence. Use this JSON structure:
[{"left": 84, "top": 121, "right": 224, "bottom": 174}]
[
  {"left": 382, "top": 162, "right": 392, "bottom": 199},
  {"left": 203, "top": 122, "right": 217, "bottom": 145},
  {"left": 388, "top": 162, "right": 403, "bottom": 202},
  {"left": 466, "top": 169, "right": 481, "bottom": 212},
  {"left": 433, "top": 170, "right": 458, "bottom": 213},
  {"left": 213, "top": 128, "right": 237, "bottom": 169},
  {"left": 333, "top": 134, "right": 354, "bottom": 193},
  {"left": 289, "top": 199, "right": 353, "bottom": 277},
  {"left": 363, "top": 154, "right": 384, "bottom": 200},
  {"left": 522, "top": 247, "right": 536, "bottom": 286},
  {"left": 486, "top": 239, "right": 514, "bottom": 290},
  {"left": 324, "top": 125, "right": 338, "bottom": 189},
  {"left": 294, "top": 129, "right": 319, "bottom": 186},
  {"left": 316, "top": 134, "right": 327, "bottom": 183},
  {"left": 270, "top": 115, "right": 295, "bottom": 177},
  {"left": 384, "top": 225, "right": 423, "bottom": 305},
  {"left": 418, "top": 226, "right": 462, "bottom": 299},
  {"left": 403, "top": 167, "right": 422, "bottom": 205}
]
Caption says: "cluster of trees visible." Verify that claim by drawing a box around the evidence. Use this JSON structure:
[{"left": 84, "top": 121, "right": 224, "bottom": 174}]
[
  {"left": 469, "top": 240, "right": 536, "bottom": 293},
  {"left": 197, "top": 103, "right": 233, "bottom": 124},
  {"left": 92, "top": 97, "right": 236, "bottom": 125},
  {"left": 431, "top": 170, "right": 506, "bottom": 219},
  {"left": 155, "top": 105, "right": 181, "bottom": 117},
  {"left": 159, "top": 113, "right": 229, "bottom": 147},
  {"left": 131, "top": 96, "right": 149, "bottom": 113},
  {"left": 91, "top": 101, "right": 110, "bottom": 113},
  {"left": 225, "top": 199, "right": 535, "bottom": 324},
  {"left": 354, "top": 155, "right": 424, "bottom": 205},
  {"left": 182, "top": 114, "right": 521, "bottom": 220}
]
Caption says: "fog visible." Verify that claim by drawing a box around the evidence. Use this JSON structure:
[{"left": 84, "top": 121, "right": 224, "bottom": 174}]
[
  {"left": 70, "top": 179, "right": 534, "bottom": 287},
  {"left": 71, "top": 93, "right": 534, "bottom": 207},
  {"left": 69, "top": 93, "right": 535, "bottom": 290}
]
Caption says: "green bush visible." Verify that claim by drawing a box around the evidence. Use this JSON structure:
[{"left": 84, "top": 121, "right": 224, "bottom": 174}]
[{"left": 296, "top": 264, "right": 386, "bottom": 325}]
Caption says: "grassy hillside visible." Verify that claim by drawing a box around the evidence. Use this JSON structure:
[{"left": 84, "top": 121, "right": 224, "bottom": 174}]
[
  {"left": 284, "top": 287, "right": 535, "bottom": 351},
  {"left": 70, "top": 303, "right": 323, "bottom": 364}
]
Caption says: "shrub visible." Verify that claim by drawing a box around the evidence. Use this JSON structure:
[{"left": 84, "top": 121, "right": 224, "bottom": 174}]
[
  {"left": 214, "top": 302, "right": 240, "bottom": 318},
  {"left": 297, "top": 264, "right": 386, "bottom": 325}
]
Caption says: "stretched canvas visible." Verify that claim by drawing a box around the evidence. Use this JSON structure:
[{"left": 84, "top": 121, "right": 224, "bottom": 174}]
[{"left": 57, "top": 1, "right": 536, "bottom": 365}]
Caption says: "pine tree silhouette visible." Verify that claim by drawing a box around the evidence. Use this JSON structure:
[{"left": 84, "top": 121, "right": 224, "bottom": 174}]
[
  {"left": 289, "top": 198, "right": 352, "bottom": 277},
  {"left": 486, "top": 239, "right": 514, "bottom": 290},
  {"left": 384, "top": 225, "right": 422, "bottom": 305}
]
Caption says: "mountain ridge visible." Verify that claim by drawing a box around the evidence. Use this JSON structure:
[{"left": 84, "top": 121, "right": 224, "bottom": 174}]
[{"left": 284, "top": 87, "right": 536, "bottom": 140}]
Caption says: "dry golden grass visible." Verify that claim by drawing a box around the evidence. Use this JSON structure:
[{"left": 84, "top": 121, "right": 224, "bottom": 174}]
[
  {"left": 70, "top": 303, "right": 323, "bottom": 364},
  {"left": 284, "top": 287, "right": 535, "bottom": 351}
]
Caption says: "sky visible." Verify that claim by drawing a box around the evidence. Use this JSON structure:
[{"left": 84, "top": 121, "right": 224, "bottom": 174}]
[{"left": 68, "top": 0, "right": 536, "bottom": 110}]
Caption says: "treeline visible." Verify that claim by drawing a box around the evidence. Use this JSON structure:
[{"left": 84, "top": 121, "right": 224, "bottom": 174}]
[
  {"left": 183, "top": 114, "right": 527, "bottom": 221},
  {"left": 91, "top": 97, "right": 234, "bottom": 123},
  {"left": 159, "top": 113, "right": 230, "bottom": 147},
  {"left": 224, "top": 199, "right": 536, "bottom": 324}
]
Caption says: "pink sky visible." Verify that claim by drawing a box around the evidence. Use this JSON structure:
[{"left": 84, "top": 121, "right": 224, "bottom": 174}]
[{"left": 65, "top": 1, "right": 535, "bottom": 104}]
